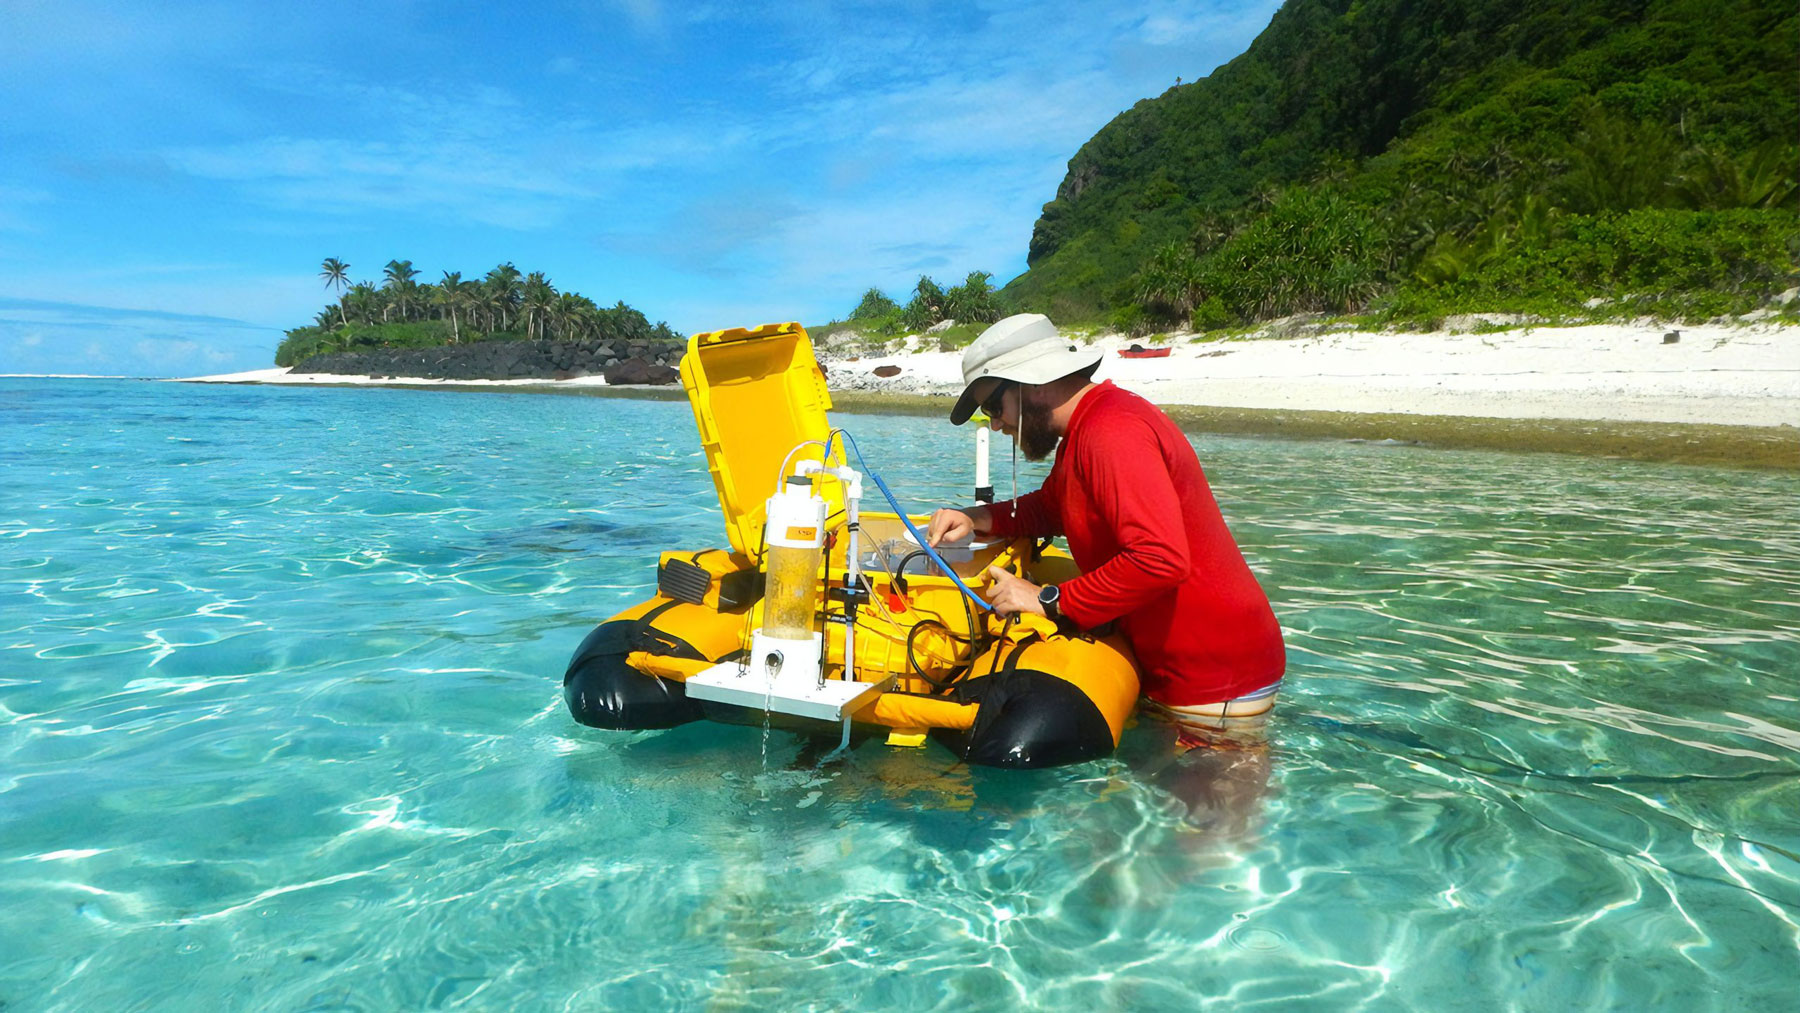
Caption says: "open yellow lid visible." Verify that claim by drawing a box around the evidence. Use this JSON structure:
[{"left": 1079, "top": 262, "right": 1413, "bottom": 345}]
[{"left": 679, "top": 322, "right": 841, "bottom": 560}]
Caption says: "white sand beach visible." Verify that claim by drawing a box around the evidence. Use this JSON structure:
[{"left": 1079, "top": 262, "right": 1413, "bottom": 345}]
[
  {"left": 825, "top": 322, "right": 1800, "bottom": 428},
  {"left": 180, "top": 321, "right": 1800, "bottom": 429}
]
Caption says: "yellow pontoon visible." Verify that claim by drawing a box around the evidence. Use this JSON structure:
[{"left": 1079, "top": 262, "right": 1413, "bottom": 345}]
[{"left": 562, "top": 323, "right": 1139, "bottom": 767}]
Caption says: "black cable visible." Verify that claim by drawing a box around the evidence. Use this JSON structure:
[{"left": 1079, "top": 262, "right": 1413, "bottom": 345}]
[
  {"left": 891, "top": 548, "right": 932, "bottom": 594},
  {"left": 988, "top": 613, "right": 1018, "bottom": 678},
  {"left": 905, "top": 619, "right": 975, "bottom": 694},
  {"left": 960, "top": 569, "right": 982, "bottom": 658},
  {"left": 884, "top": 532, "right": 995, "bottom": 692}
]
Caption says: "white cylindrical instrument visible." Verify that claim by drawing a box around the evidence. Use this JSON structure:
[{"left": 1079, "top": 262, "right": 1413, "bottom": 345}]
[{"left": 761, "top": 476, "right": 826, "bottom": 641}]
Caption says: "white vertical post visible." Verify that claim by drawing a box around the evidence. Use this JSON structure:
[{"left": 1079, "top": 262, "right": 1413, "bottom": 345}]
[{"left": 974, "top": 418, "right": 993, "bottom": 504}]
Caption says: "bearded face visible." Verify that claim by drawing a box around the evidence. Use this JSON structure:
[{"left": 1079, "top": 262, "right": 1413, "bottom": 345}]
[{"left": 1017, "top": 383, "right": 1061, "bottom": 461}]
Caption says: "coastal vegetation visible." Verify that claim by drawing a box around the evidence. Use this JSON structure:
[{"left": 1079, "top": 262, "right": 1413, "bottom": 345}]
[
  {"left": 811, "top": 271, "right": 1006, "bottom": 352},
  {"left": 998, "top": 0, "right": 1799, "bottom": 332},
  {"left": 276, "top": 259, "right": 679, "bottom": 368}
]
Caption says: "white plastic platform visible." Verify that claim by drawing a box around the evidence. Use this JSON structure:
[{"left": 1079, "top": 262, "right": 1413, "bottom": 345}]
[{"left": 684, "top": 661, "right": 893, "bottom": 722}]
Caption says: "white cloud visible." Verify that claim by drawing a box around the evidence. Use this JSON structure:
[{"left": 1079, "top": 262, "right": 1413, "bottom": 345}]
[
  {"left": 0, "top": 300, "right": 281, "bottom": 377},
  {"left": 611, "top": 0, "right": 663, "bottom": 31},
  {"left": 1133, "top": 1, "right": 1283, "bottom": 47},
  {"left": 133, "top": 337, "right": 204, "bottom": 364},
  {"left": 160, "top": 67, "right": 767, "bottom": 230},
  {"left": 0, "top": 267, "right": 316, "bottom": 330}
]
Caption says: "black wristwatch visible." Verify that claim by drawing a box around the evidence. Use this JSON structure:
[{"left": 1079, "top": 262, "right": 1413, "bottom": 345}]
[{"left": 1037, "top": 583, "right": 1060, "bottom": 619}]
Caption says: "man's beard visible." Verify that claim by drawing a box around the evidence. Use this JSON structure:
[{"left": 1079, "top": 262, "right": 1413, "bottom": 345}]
[{"left": 1017, "top": 385, "right": 1060, "bottom": 461}]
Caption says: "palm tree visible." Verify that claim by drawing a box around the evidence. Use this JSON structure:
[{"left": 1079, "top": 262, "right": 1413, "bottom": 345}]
[
  {"left": 558, "top": 292, "right": 598, "bottom": 341},
  {"left": 436, "top": 271, "right": 467, "bottom": 343},
  {"left": 522, "top": 272, "right": 556, "bottom": 340},
  {"left": 346, "top": 282, "right": 381, "bottom": 325},
  {"left": 383, "top": 259, "right": 420, "bottom": 321},
  {"left": 484, "top": 263, "right": 522, "bottom": 331},
  {"left": 1673, "top": 141, "right": 1799, "bottom": 211},
  {"left": 469, "top": 285, "right": 496, "bottom": 333},
  {"left": 319, "top": 258, "right": 351, "bottom": 326},
  {"left": 416, "top": 281, "right": 440, "bottom": 325},
  {"left": 1559, "top": 109, "right": 1682, "bottom": 213}
]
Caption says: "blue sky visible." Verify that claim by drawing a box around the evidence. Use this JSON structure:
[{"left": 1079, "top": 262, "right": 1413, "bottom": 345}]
[{"left": 0, "top": 0, "right": 1281, "bottom": 377}]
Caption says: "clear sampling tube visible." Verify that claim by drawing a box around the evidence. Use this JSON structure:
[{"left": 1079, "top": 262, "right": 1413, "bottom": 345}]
[{"left": 761, "top": 475, "right": 826, "bottom": 641}]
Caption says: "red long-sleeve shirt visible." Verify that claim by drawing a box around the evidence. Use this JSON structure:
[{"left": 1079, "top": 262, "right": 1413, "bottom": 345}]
[{"left": 985, "top": 381, "right": 1285, "bottom": 705}]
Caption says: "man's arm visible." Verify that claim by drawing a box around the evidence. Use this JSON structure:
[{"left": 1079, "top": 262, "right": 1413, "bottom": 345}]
[
  {"left": 1056, "top": 419, "right": 1190, "bottom": 628},
  {"left": 927, "top": 483, "right": 1063, "bottom": 547},
  {"left": 925, "top": 504, "right": 993, "bottom": 546}
]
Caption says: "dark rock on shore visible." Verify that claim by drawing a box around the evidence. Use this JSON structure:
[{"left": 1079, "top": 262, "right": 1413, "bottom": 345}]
[
  {"left": 291, "top": 337, "right": 686, "bottom": 383},
  {"left": 602, "top": 356, "right": 680, "bottom": 385}
]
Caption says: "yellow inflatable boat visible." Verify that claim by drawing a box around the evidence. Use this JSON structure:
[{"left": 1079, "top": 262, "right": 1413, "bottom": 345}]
[{"left": 563, "top": 322, "right": 1140, "bottom": 768}]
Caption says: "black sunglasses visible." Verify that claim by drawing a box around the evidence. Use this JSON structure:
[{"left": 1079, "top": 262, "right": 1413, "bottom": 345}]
[{"left": 979, "top": 380, "right": 1016, "bottom": 417}]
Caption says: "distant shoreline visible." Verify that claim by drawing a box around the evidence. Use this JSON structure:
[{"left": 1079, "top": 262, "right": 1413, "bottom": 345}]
[{"left": 171, "top": 327, "right": 1799, "bottom": 471}]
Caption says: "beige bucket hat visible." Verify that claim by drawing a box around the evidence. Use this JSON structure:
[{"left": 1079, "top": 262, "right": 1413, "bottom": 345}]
[{"left": 949, "top": 314, "right": 1102, "bottom": 425}]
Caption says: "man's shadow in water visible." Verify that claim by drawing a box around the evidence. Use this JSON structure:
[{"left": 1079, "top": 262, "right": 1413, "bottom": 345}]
[{"left": 1111, "top": 712, "right": 1278, "bottom": 841}]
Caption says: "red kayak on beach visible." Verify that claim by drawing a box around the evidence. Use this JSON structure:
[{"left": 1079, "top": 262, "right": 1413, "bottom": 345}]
[{"left": 1118, "top": 345, "right": 1172, "bottom": 359}]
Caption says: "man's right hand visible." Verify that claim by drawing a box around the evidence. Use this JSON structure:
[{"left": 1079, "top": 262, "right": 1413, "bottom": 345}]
[{"left": 926, "top": 506, "right": 989, "bottom": 547}]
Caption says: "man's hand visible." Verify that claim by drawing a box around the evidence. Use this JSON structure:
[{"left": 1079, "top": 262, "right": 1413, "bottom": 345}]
[
  {"left": 927, "top": 507, "right": 980, "bottom": 547},
  {"left": 982, "top": 565, "right": 1044, "bottom": 618}
]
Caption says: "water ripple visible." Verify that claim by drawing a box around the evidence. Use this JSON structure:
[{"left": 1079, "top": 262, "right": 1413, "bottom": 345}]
[{"left": 0, "top": 378, "right": 1795, "bottom": 1010}]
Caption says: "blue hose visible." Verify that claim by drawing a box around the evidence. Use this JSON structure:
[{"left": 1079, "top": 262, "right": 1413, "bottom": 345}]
[{"left": 830, "top": 430, "right": 995, "bottom": 613}]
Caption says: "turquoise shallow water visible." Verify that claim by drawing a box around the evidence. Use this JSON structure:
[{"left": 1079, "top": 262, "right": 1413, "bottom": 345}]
[{"left": 2, "top": 377, "right": 1796, "bottom": 1011}]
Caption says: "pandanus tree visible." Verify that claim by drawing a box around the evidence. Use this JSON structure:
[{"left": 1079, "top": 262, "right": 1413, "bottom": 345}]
[
  {"left": 902, "top": 275, "right": 948, "bottom": 331},
  {"left": 319, "top": 258, "right": 351, "bottom": 326},
  {"left": 944, "top": 270, "right": 1002, "bottom": 324},
  {"left": 1134, "top": 243, "right": 1205, "bottom": 320},
  {"left": 850, "top": 287, "right": 898, "bottom": 321}
]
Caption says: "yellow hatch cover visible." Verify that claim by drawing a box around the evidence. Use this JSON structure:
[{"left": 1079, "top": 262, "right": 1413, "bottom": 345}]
[{"left": 679, "top": 322, "right": 841, "bottom": 560}]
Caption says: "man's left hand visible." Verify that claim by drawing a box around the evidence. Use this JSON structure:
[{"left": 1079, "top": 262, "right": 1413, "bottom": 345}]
[{"left": 983, "top": 565, "right": 1043, "bottom": 618}]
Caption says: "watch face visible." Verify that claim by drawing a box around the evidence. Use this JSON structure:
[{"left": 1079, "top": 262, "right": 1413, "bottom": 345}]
[{"left": 1038, "top": 584, "right": 1058, "bottom": 604}]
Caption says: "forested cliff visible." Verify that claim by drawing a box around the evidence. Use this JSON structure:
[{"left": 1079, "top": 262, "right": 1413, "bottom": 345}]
[{"left": 1006, "top": 0, "right": 1797, "bottom": 328}]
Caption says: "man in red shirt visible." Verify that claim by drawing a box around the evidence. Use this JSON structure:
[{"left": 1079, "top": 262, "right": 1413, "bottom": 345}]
[{"left": 927, "top": 314, "right": 1286, "bottom": 745}]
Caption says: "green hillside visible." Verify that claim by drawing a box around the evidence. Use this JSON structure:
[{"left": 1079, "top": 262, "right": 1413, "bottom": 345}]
[{"left": 1005, "top": 0, "right": 1798, "bottom": 329}]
